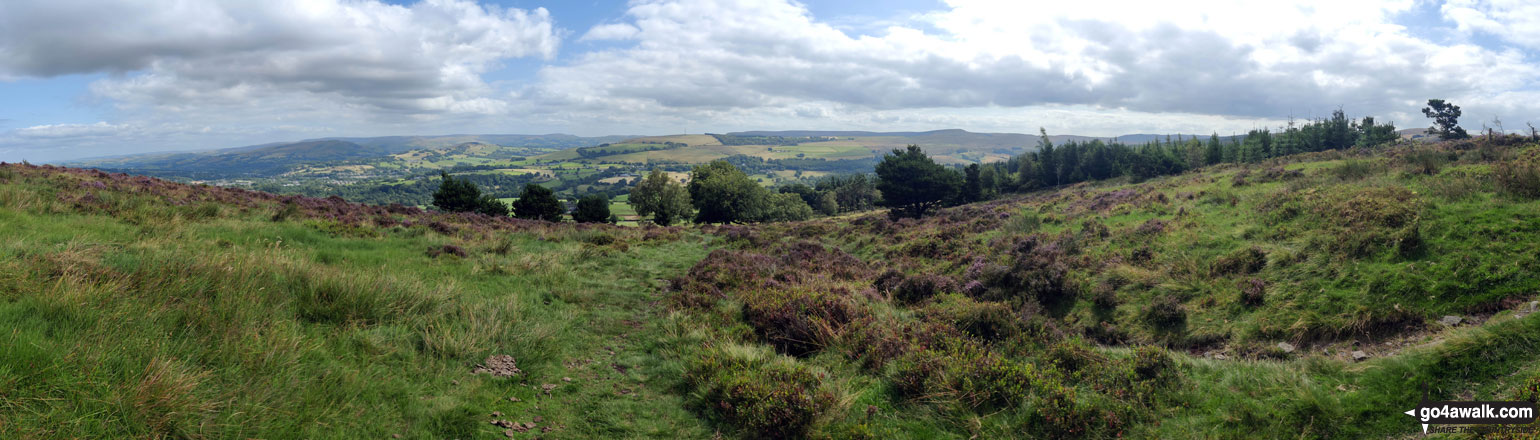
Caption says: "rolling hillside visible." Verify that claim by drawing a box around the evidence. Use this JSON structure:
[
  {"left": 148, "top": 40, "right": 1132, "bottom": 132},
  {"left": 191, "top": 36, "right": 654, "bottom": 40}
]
[{"left": 3, "top": 135, "right": 1538, "bottom": 438}]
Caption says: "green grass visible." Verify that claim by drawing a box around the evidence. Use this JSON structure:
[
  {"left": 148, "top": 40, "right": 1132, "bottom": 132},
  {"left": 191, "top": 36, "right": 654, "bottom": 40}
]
[
  {"left": 0, "top": 166, "right": 717, "bottom": 438},
  {"left": 5, "top": 139, "right": 1540, "bottom": 439}
]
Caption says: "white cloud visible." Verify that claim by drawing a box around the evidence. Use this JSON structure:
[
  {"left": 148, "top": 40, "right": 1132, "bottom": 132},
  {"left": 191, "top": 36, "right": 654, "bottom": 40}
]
[
  {"left": 525, "top": 0, "right": 1539, "bottom": 135},
  {"left": 1, "top": 0, "right": 560, "bottom": 117},
  {"left": 12, "top": 122, "right": 134, "bottom": 139},
  {"left": 581, "top": 23, "right": 641, "bottom": 41},
  {"left": 4, "top": 0, "right": 1540, "bottom": 162},
  {"left": 1443, "top": 0, "right": 1540, "bottom": 50}
]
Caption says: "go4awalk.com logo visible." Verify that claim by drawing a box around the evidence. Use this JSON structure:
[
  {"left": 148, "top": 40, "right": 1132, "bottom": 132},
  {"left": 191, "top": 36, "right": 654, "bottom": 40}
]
[{"left": 1406, "top": 396, "right": 1537, "bottom": 434}]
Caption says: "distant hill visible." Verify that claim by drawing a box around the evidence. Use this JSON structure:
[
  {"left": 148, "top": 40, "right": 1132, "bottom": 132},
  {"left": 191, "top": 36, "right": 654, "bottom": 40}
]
[{"left": 68, "top": 134, "right": 635, "bottom": 179}]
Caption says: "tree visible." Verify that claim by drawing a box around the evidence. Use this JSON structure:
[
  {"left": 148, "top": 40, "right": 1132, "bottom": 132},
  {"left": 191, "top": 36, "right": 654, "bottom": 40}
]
[
  {"left": 961, "top": 163, "right": 983, "bottom": 203},
  {"left": 759, "top": 192, "right": 814, "bottom": 222},
  {"left": 431, "top": 171, "right": 508, "bottom": 216},
  {"left": 1422, "top": 99, "right": 1470, "bottom": 140},
  {"left": 1037, "top": 128, "right": 1058, "bottom": 187},
  {"left": 688, "top": 160, "right": 769, "bottom": 224},
  {"left": 572, "top": 194, "right": 611, "bottom": 223},
  {"left": 1356, "top": 116, "right": 1399, "bottom": 147},
  {"left": 1205, "top": 133, "right": 1224, "bottom": 165},
  {"left": 778, "top": 183, "right": 820, "bottom": 208},
  {"left": 511, "top": 184, "right": 564, "bottom": 222},
  {"left": 630, "top": 169, "right": 679, "bottom": 224},
  {"left": 815, "top": 174, "right": 879, "bottom": 212},
  {"left": 652, "top": 182, "right": 694, "bottom": 226},
  {"left": 815, "top": 192, "right": 839, "bottom": 216},
  {"left": 875, "top": 145, "right": 962, "bottom": 219}
]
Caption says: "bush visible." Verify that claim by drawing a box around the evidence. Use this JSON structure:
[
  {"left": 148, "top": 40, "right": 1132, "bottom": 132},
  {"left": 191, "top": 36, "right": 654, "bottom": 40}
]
[
  {"left": 1495, "top": 161, "right": 1540, "bottom": 199},
  {"left": 1393, "top": 224, "right": 1423, "bottom": 259},
  {"left": 686, "top": 350, "right": 831, "bottom": 439},
  {"left": 1211, "top": 246, "right": 1267, "bottom": 275},
  {"left": 1045, "top": 338, "right": 1103, "bottom": 374},
  {"left": 426, "top": 244, "right": 469, "bottom": 258},
  {"left": 741, "top": 289, "right": 864, "bottom": 357},
  {"left": 511, "top": 183, "right": 564, "bottom": 222},
  {"left": 1004, "top": 210, "right": 1041, "bottom": 234},
  {"left": 1511, "top": 374, "right": 1540, "bottom": 403},
  {"left": 922, "top": 294, "right": 1018, "bottom": 341},
  {"left": 1130, "top": 345, "right": 1178, "bottom": 386},
  {"left": 872, "top": 269, "right": 905, "bottom": 295},
  {"left": 271, "top": 201, "right": 300, "bottom": 222},
  {"left": 1145, "top": 295, "right": 1186, "bottom": 329},
  {"left": 952, "top": 350, "right": 1039, "bottom": 409},
  {"left": 571, "top": 194, "right": 612, "bottom": 223},
  {"left": 1238, "top": 278, "right": 1265, "bottom": 307},
  {"left": 893, "top": 274, "right": 956, "bottom": 305},
  {"left": 1329, "top": 159, "right": 1381, "bottom": 181},
  {"left": 973, "top": 235, "right": 1077, "bottom": 306},
  {"left": 1402, "top": 149, "right": 1450, "bottom": 175}
]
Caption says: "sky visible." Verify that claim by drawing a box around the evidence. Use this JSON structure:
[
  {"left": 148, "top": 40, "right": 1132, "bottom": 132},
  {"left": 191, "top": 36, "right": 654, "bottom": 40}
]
[{"left": 0, "top": 0, "right": 1537, "bottom": 162}]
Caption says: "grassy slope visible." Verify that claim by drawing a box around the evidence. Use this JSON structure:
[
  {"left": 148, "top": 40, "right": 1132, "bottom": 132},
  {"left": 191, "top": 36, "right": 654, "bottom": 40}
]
[
  {"left": 0, "top": 165, "right": 715, "bottom": 438},
  {"left": 3, "top": 138, "right": 1539, "bottom": 439},
  {"left": 659, "top": 139, "right": 1540, "bottom": 439}
]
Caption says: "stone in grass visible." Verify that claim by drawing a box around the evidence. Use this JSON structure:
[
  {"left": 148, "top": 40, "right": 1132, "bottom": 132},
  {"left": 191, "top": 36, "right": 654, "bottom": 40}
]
[
  {"left": 1440, "top": 315, "right": 1463, "bottom": 326},
  {"left": 1351, "top": 351, "right": 1368, "bottom": 361},
  {"left": 1278, "top": 342, "right": 1296, "bottom": 353},
  {"left": 472, "top": 355, "right": 523, "bottom": 377}
]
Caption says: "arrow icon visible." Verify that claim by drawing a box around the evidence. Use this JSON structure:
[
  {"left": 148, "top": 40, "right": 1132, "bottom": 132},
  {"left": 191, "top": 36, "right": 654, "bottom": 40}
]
[{"left": 1404, "top": 409, "right": 1427, "bottom": 434}]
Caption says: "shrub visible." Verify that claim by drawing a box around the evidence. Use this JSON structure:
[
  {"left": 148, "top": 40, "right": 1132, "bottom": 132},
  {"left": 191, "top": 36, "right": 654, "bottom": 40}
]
[
  {"left": 893, "top": 274, "right": 957, "bottom": 305},
  {"left": 1030, "top": 382, "right": 1105, "bottom": 438},
  {"left": 686, "top": 350, "right": 831, "bottom": 439},
  {"left": 1130, "top": 345, "right": 1179, "bottom": 387},
  {"left": 1089, "top": 282, "right": 1119, "bottom": 309},
  {"left": 1329, "top": 159, "right": 1381, "bottom": 181},
  {"left": 1402, "top": 149, "right": 1450, "bottom": 175},
  {"left": 1238, "top": 278, "right": 1265, "bottom": 307},
  {"left": 871, "top": 269, "right": 905, "bottom": 295},
  {"left": 1145, "top": 295, "right": 1186, "bottom": 329},
  {"left": 426, "top": 244, "right": 469, "bottom": 258},
  {"left": 1495, "top": 161, "right": 1540, "bottom": 199},
  {"left": 271, "top": 201, "right": 300, "bottom": 222},
  {"left": 888, "top": 351, "right": 948, "bottom": 401},
  {"left": 1424, "top": 171, "right": 1486, "bottom": 201},
  {"left": 974, "top": 235, "right": 1077, "bottom": 305},
  {"left": 1045, "top": 338, "right": 1103, "bottom": 374},
  {"left": 1393, "top": 224, "right": 1423, "bottom": 259},
  {"left": 1133, "top": 218, "right": 1168, "bottom": 236},
  {"left": 951, "top": 350, "right": 1039, "bottom": 409},
  {"left": 922, "top": 294, "right": 1018, "bottom": 341},
  {"left": 741, "top": 289, "right": 864, "bottom": 357},
  {"left": 571, "top": 194, "right": 612, "bottom": 223},
  {"left": 1211, "top": 246, "right": 1267, "bottom": 275},
  {"left": 1004, "top": 210, "right": 1041, "bottom": 234},
  {"left": 1511, "top": 374, "right": 1540, "bottom": 403}
]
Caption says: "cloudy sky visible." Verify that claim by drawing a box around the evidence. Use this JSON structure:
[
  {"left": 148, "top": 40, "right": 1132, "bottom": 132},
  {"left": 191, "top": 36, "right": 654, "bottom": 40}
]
[{"left": 1, "top": 0, "right": 1537, "bottom": 162}]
